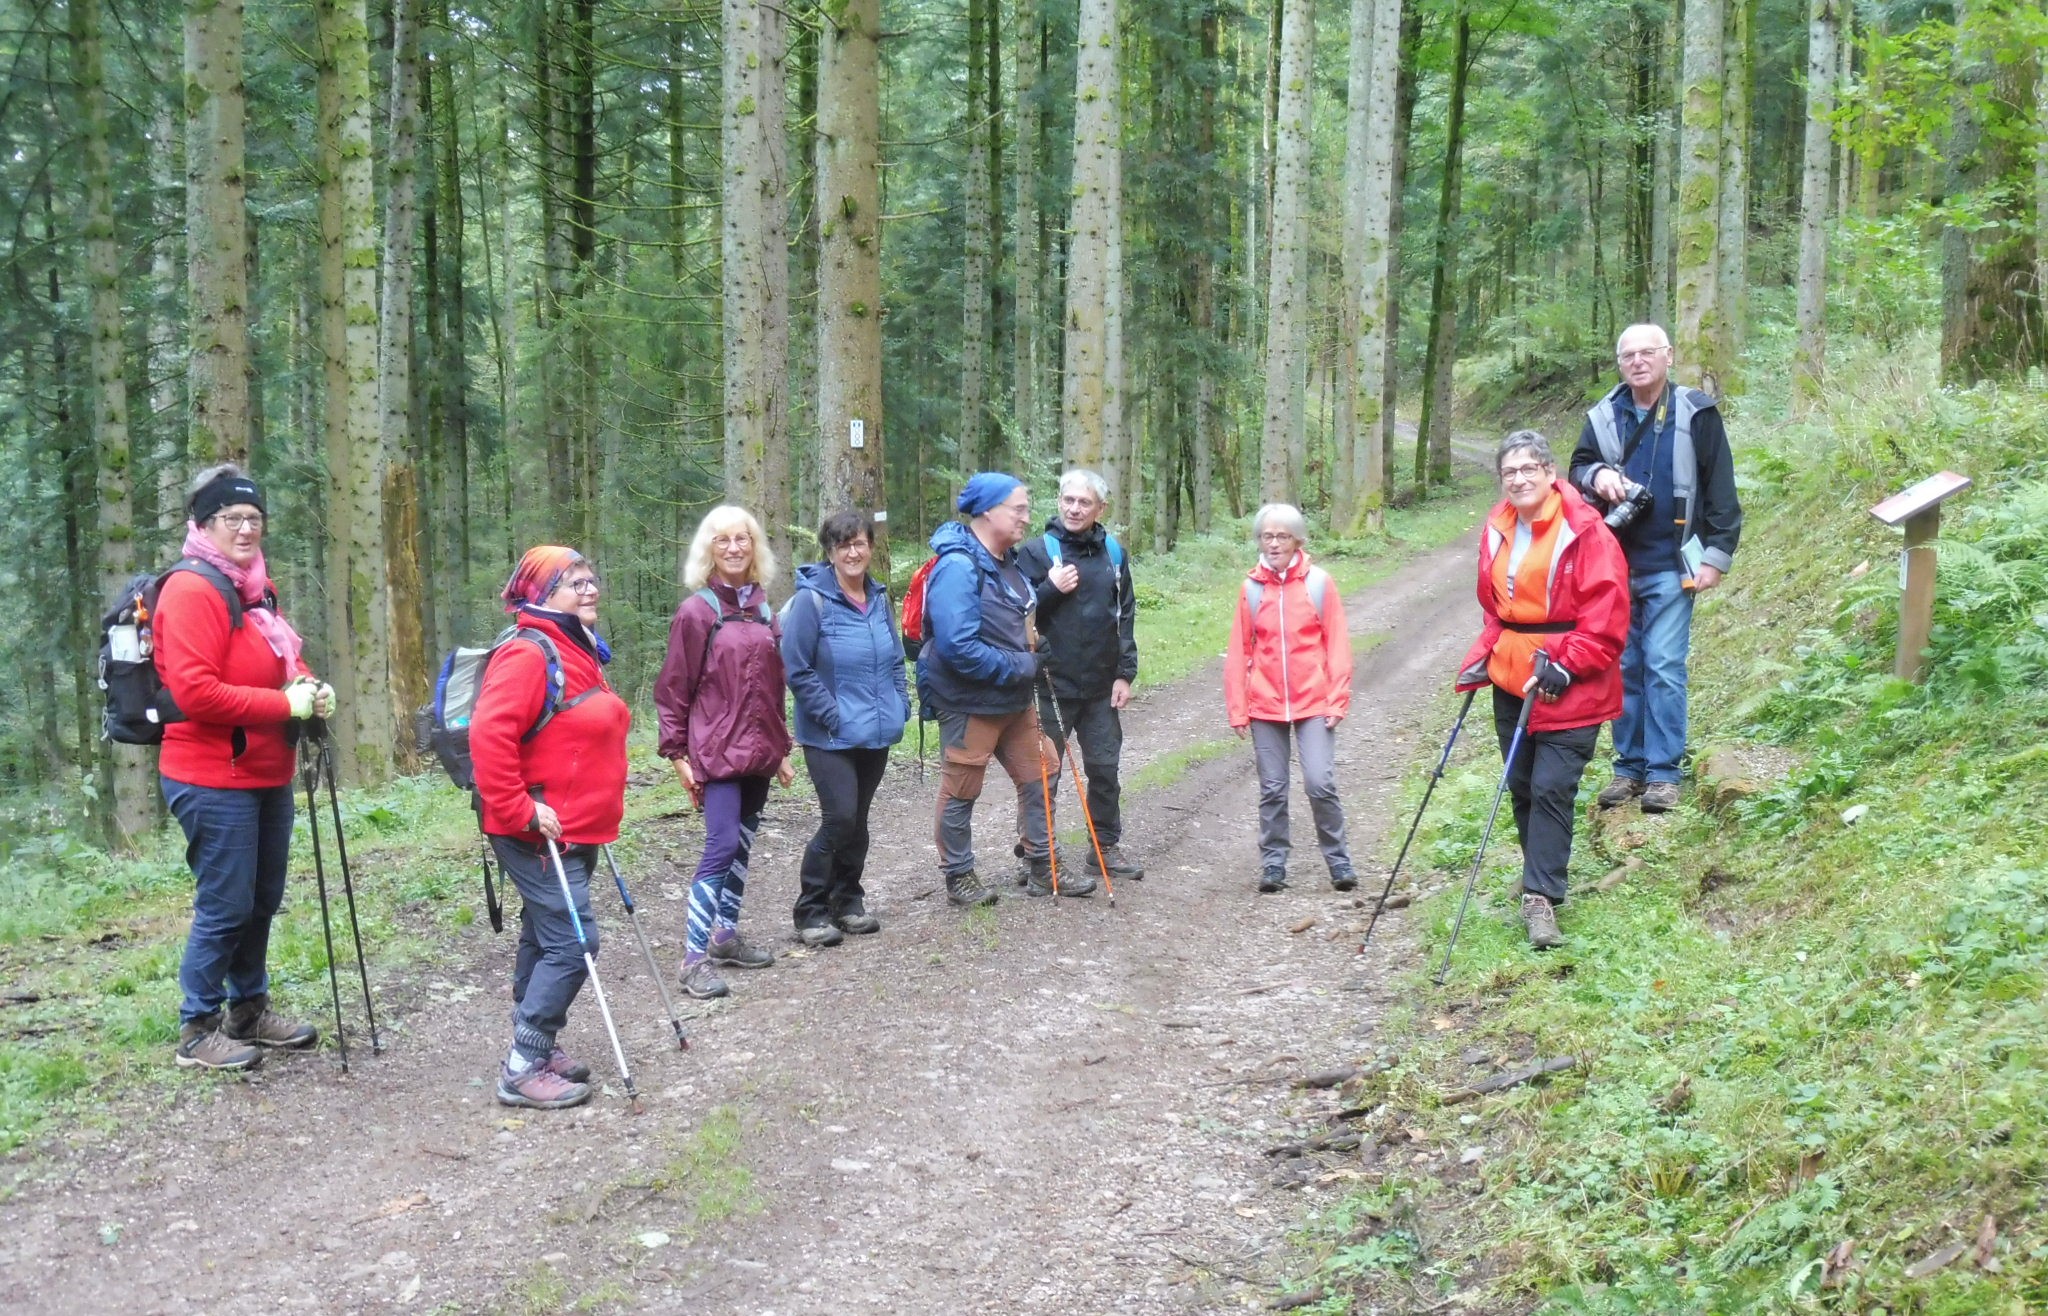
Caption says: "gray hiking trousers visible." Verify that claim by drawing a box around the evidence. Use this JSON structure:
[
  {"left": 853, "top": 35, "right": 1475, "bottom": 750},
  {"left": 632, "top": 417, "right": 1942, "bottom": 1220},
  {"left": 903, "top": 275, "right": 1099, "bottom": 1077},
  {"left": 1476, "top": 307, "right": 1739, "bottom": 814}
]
[{"left": 1250, "top": 717, "right": 1353, "bottom": 876}]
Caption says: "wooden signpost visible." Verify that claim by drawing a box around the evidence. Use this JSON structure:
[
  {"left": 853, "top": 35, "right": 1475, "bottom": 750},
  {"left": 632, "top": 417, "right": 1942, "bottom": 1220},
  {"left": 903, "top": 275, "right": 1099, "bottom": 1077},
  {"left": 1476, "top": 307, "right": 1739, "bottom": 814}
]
[{"left": 1869, "top": 470, "right": 1972, "bottom": 683}]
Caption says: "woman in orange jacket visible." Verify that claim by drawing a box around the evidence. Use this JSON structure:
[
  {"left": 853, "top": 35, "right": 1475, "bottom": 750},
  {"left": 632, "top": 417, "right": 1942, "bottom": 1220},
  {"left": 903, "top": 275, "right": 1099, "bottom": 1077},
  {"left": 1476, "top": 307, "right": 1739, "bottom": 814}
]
[{"left": 1225, "top": 504, "right": 1356, "bottom": 894}]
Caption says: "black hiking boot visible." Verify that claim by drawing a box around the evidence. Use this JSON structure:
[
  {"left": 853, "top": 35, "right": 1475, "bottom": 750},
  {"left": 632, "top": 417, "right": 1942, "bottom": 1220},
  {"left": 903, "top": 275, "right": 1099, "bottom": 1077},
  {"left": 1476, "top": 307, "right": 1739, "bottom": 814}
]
[
  {"left": 1596, "top": 775, "right": 1645, "bottom": 810},
  {"left": 1024, "top": 855, "right": 1096, "bottom": 898},
  {"left": 679, "top": 957, "right": 730, "bottom": 1000},
  {"left": 1084, "top": 843, "right": 1145, "bottom": 882},
  {"left": 222, "top": 993, "right": 318, "bottom": 1050},
  {"left": 1329, "top": 865, "right": 1358, "bottom": 893},
  {"left": 797, "top": 918, "right": 844, "bottom": 948},
  {"left": 175, "top": 1013, "right": 264, "bottom": 1072},
  {"left": 1257, "top": 866, "right": 1288, "bottom": 894},
  {"left": 832, "top": 901, "right": 881, "bottom": 935},
  {"left": 946, "top": 871, "right": 998, "bottom": 908}
]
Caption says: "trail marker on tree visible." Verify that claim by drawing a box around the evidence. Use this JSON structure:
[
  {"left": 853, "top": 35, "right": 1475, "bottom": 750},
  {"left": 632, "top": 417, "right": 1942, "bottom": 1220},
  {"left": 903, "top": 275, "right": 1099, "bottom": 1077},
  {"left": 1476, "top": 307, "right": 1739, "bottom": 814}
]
[{"left": 1869, "top": 470, "right": 1971, "bottom": 683}]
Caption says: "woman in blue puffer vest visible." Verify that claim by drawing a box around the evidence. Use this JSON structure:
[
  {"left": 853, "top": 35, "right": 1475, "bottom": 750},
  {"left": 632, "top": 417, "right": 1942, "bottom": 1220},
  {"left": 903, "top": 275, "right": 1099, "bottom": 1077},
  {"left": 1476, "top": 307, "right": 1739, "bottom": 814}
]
[{"left": 781, "top": 509, "right": 912, "bottom": 946}]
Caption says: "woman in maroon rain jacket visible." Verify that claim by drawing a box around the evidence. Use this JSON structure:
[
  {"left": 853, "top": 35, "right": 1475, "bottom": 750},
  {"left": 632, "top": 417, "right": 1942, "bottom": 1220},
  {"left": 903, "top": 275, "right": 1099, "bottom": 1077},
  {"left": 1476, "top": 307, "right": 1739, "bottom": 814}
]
[{"left": 654, "top": 505, "right": 795, "bottom": 1001}]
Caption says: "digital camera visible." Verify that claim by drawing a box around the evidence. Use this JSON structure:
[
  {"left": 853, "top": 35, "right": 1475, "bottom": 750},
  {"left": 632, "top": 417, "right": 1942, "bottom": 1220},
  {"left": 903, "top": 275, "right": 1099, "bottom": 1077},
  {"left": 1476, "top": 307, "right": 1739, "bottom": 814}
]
[{"left": 1603, "top": 479, "right": 1653, "bottom": 532}]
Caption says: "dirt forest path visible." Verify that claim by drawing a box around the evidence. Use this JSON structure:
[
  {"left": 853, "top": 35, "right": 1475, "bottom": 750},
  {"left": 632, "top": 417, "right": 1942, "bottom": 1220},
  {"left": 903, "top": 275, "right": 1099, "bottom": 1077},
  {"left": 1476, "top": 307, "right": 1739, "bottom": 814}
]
[{"left": 3, "top": 535, "right": 1483, "bottom": 1316}]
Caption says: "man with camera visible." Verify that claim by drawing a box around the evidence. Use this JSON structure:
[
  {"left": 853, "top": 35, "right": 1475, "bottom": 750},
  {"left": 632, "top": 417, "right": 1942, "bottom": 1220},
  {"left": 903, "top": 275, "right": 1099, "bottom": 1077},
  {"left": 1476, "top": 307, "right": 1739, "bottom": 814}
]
[{"left": 1570, "top": 324, "right": 1743, "bottom": 813}]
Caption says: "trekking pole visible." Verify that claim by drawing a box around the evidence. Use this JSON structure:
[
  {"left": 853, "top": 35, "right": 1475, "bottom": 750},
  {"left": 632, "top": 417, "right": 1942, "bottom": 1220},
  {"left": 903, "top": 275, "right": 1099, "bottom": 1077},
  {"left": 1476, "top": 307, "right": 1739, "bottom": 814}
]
[
  {"left": 1033, "top": 702, "right": 1061, "bottom": 897},
  {"left": 314, "top": 723, "right": 380, "bottom": 1054},
  {"left": 545, "top": 838, "right": 643, "bottom": 1112},
  {"left": 1361, "top": 688, "right": 1477, "bottom": 951},
  {"left": 600, "top": 844, "right": 690, "bottom": 1051},
  {"left": 299, "top": 737, "right": 352, "bottom": 1071},
  {"left": 1434, "top": 694, "right": 1534, "bottom": 987},
  {"left": 1040, "top": 674, "right": 1117, "bottom": 910}
]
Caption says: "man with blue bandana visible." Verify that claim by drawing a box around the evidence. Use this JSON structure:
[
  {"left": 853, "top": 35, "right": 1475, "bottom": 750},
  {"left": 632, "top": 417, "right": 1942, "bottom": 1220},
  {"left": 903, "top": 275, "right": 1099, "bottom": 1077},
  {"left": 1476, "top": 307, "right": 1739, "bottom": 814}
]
[{"left": 917, "top": 473, "right": 1076, "bottom": 907}]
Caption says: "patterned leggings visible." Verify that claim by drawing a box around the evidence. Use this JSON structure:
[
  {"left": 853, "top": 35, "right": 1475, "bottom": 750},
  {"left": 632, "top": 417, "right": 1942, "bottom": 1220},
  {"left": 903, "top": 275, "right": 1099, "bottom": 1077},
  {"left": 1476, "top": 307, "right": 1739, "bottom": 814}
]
[{"left": 686, "top": 775, "right": 771, "bottom": 956}]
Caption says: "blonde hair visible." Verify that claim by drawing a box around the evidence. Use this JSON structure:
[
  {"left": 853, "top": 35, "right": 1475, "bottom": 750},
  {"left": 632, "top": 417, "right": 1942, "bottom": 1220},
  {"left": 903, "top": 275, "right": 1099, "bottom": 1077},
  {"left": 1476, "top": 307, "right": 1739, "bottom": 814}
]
[{"left": 682, "top": 505, "right": 777, "bottom": 591}]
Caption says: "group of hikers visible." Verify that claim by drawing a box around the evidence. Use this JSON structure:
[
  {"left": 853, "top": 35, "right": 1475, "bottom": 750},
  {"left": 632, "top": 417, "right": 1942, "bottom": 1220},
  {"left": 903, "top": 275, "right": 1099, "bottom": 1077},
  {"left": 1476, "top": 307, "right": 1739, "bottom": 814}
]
[{"left": 146, "top": 321, "right": 1737, "bottom": 1111}]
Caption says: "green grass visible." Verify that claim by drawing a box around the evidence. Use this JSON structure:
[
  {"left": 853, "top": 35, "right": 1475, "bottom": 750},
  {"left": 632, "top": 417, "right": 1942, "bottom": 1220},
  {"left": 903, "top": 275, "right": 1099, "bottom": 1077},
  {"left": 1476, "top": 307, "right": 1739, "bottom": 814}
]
[
  {"left": 654, "top": 1103, "right": 763, "bottom": 1230},
  {"left": 1124, "top": 735, "right": 1241, "bottom": 794},
  {"left": 1280, "top": 339, "right": 2048, "bottom": 1313}
]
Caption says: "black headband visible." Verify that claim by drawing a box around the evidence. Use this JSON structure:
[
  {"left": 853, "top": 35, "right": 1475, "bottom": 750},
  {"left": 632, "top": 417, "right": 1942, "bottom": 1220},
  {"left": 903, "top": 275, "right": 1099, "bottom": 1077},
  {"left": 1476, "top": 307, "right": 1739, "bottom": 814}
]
[{"left": 189, "top": 473, "right": 266, "bottom": 525}]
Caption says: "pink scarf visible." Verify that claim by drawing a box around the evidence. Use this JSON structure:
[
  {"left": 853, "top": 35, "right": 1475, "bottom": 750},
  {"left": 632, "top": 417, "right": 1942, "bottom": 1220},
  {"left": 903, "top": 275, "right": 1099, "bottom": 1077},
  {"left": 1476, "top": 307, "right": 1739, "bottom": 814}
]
[{"left": 181, "top": 523, "right": 305, "bottom": 666}]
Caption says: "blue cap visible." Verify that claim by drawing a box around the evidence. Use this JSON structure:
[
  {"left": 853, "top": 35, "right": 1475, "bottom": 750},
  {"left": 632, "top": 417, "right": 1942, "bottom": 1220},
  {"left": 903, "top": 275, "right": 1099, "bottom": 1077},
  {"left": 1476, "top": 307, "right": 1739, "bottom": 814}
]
[{"left": 957, "top": 472, "right": 1022, "bottom": 516}]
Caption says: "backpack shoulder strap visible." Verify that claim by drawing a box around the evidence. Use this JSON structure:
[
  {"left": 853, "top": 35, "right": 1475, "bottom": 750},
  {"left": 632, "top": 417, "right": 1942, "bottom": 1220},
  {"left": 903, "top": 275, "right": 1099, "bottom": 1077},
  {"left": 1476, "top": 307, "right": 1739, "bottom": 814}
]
[
  {"left": 1242, "top": 577, "right": 1262, "bottom": 615},
  {"left": 1305, "top": 567, "right": 1329, "bottom": 613},
  {"left": 1104, "top": 533, "right": 1124, "bottom": 569},
  {"left": 494, "top": 627, "right": 569, "bottom": 742},
  {"left": 1044, "top": 532, "right": 1062, "bottom": 566},
  {"left": 165, "top": 559, "right": 246, "bottom": 628}
]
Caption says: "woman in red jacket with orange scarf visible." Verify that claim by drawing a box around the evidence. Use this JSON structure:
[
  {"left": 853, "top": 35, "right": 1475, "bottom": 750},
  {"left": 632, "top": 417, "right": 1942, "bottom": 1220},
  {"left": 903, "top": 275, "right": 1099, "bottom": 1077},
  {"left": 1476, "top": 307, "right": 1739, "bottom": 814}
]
[
  {"left": 1455, "top": 431, "right": 1630, "bottom": 949},
  {"left": 155, "top": 465, "right": 332, "bottom": 1072},
  {"left": 469, "top": 546, "right": 632, "bottom": 1110}
]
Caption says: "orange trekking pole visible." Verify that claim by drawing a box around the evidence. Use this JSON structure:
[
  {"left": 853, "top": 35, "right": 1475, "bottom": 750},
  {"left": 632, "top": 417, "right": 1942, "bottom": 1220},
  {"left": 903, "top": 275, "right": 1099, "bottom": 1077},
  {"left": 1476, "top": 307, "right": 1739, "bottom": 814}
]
[
  {"left": 1027, "top": 614, "right": 1059, "bottom": 897},
  {"left": 1038, "top": 671, "right": 1117, "bottom": 909}
]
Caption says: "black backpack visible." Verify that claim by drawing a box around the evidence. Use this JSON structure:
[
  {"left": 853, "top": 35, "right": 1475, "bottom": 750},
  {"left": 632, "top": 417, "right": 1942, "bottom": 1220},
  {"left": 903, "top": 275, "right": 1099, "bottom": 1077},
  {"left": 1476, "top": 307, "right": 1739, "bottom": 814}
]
[{"left": 97, "top": 559, "right": 262, "bottom": 746}]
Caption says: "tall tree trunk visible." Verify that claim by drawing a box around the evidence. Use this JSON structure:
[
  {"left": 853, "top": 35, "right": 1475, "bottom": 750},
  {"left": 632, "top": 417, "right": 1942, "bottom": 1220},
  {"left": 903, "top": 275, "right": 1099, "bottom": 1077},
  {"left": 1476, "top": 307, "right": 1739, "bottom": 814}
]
[
  {"left": 963, "top": 0, "right": 991, "bottom": 475},
  {"left": 1012, "top": 0, "right": 1041, "bottom": 466},
  {"left": 569, "top": 0, "right": 599, "bottom": 550},
  {"left": 723, "top": 0, "right": 793, "bottom": 573},
  {"left": 817, "top": 0, "right": 888, "bottom": 572},
  {"left": 1415, "top": 6, "right": 1470, "bottom": 490},
  {"left": 1343, "top": 0, "right": 1401, "bottom": 533},
  {"left": 1381, "top": 0, "right": 1421, "bottom": 498},
  {"left": 1677, "top": 0, "right": 1726, "bottom": 392},
  {"left": 381, "top": 0, "right": 427, "bottom": 772},
  {"left": 1649, "top": 3, "right": 1675, "bottom": 328},
  {"left": 1716, "top": 0, "right": 1752, "bottom": 386},
  {"left": 1103, "top": 23, "right": 1129, "bottom": 508},
  {"left": 185, "top": 0, "right": 250, "bottom": 465},
  {"left": 149, "top": 104, "right": 186, "bottom": 559},
  {"left": 1062, "top": 0, "right": 1119, "bottom": 477},
  {"left": 1259, "top": 0, "right": 1313, "bottom": 503},
  {"left": 1190, "top": 3, "right": 1221, "bottom": 535},
  {"left": 72, "top": 0, "right": 152, "bottom": 844},
  {"left": 434, "top": 13, "right": 471, "bottom": 639},
  {"left": 1793, "top": 0, "right": 1839, "bottom": 414},
  {"left": 320, "top": 0, "right": 393, "bottom": 782}
]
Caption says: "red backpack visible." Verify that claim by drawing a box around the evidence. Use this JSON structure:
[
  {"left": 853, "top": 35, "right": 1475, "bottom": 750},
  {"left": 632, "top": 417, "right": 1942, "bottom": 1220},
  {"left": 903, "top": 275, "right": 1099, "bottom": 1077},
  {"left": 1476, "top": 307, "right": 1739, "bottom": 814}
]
[{"left": 898, "top": 555, "right": 941, "bottom": 660}]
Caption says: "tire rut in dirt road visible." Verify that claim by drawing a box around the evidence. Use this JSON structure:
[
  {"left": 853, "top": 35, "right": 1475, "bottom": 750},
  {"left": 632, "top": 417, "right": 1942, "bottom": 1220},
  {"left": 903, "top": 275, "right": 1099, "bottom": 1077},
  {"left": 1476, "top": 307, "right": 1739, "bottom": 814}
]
[{"left": 0, "top": 538, "right": 1481, "bottom": 1315}]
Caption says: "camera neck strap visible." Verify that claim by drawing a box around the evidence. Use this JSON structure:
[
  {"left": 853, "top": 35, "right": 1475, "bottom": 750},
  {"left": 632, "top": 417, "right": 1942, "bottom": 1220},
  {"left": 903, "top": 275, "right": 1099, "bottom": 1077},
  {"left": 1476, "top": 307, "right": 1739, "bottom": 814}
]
[{"left": 1619, "top": 385, "right": 1669, "bottom": 482}]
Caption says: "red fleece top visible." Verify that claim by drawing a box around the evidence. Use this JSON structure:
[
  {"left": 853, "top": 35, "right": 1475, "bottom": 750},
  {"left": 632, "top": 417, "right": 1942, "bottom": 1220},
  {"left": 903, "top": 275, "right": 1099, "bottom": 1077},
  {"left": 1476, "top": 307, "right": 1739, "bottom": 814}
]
[
  {"left": 468, "top": 613, "right": 632, "bottom": 844},
  {"left": 1456, "top": 482, "right": 1631, "bottom": 732},
  {"left": 153, "top": 570, "right": 314, "bottom": 789}
]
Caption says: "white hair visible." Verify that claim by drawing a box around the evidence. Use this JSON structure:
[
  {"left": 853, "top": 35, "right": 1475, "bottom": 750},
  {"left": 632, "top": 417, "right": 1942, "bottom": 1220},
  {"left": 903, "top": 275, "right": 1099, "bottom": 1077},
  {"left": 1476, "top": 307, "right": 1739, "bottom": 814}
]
[
  {"left": 1615, "top": 323, "right": 1671, "bottom": 354},
  {"left": 1060, "top": 469, "right": 1110, "bottom": 503},
  {"left": 682, "top": 505, "right": 777, "bottom": 591},
  {"left": 1252, "top": 503, "right": 1308, "bottom": 544}
]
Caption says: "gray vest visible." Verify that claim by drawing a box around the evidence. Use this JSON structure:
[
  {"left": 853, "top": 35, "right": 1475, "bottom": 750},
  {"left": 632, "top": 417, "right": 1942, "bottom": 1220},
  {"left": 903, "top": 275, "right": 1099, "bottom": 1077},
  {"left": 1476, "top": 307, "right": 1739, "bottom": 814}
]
[{"left": 1584, "top": 383, "right": 1714, "bottom": 542}]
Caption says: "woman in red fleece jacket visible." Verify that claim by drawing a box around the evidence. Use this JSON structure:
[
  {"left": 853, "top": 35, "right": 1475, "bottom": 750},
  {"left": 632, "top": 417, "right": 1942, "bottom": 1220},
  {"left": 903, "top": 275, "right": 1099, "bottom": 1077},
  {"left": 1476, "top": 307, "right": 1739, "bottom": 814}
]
[
  {"left": 469, "top": 545, "right": 631, "bottom": 1111},
  {"left": 1454, "top": 431, "right": 1630, "bottom": 950},
  {"left": 155, "top": 465, "right": 332, "bottom": 1073}
]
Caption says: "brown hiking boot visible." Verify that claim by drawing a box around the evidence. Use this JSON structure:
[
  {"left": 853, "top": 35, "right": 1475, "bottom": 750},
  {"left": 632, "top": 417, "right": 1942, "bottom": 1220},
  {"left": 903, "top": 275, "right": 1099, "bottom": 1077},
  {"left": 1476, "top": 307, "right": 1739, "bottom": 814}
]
[
  {"left": 223, "top": 993, "right": 318, "bottom": 1050},
  {"left": 1522, "top": 894, "right": 1564, "bottom": 950},
  {"left": 945, "top": 870, "right": 998, "bottom": 907},
  {"left": 176, "top": 1014, "right": 264, "bottom": 1072},
  {"left": 1596, "top": 775, "right": 1645, "bottom": 810},
  {"left": 1024, "top": 857, "right": 1096, "bottom": 898},
  {"left": 1640, "top": 781, "right": 1681, "bottom": 813}
]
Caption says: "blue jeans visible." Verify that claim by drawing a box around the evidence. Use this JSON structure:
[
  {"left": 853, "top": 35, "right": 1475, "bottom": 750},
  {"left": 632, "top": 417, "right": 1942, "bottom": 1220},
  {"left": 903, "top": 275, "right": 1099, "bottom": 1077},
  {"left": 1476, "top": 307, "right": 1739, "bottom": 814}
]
[
  {"left": 163, "top": 777, "right": 295, "bottom": 1024},
  {"left": 1612, "top": 570, "right": 1695, "bottom": 784}
]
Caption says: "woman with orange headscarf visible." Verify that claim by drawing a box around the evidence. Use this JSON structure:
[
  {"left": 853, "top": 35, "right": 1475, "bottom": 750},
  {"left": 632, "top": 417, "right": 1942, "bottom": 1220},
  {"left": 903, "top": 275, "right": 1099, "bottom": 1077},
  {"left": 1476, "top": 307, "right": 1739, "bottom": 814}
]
[{"left": 469, "top": 545, "right": 632, "bottom": 1109}]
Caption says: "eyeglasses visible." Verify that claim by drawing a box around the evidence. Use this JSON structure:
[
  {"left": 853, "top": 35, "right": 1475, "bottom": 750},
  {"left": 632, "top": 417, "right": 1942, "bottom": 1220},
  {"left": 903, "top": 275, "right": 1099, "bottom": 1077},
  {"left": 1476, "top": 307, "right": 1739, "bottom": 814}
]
[
  {"left": 563, "top": 576, "right": 601, "bottom": 596},
  {"left": 1500, "top": 463, "right": 1551, "bottom": 483},
  {"left": 831, "top": 540, "right": 872, "bottom": 553},
  {"left": 1617, "top": 347, "right": 1668, "bottom": 363},
  {"left": 711, "top": 533, "right": 753, "bottom": 549},
  {"left": 211, "top": 513, "right": 266, "bottom": 531},
  {"left": 1258, "top": 531, "right": 1297, "bottom": 544}
]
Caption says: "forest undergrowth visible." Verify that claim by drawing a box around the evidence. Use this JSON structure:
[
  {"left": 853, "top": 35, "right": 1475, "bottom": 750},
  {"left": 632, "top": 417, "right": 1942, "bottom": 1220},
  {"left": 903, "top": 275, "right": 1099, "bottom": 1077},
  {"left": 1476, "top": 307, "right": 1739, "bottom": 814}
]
[{"left": 1280, "top": 333, "right": 2048, "bottom": 1314}]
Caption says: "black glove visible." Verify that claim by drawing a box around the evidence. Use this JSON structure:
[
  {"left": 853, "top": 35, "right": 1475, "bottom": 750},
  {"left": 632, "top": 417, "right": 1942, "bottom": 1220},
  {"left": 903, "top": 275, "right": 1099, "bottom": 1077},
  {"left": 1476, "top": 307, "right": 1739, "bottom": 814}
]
[{"left": 1531, "top": 649, "right": 1571, "bottom": 699}]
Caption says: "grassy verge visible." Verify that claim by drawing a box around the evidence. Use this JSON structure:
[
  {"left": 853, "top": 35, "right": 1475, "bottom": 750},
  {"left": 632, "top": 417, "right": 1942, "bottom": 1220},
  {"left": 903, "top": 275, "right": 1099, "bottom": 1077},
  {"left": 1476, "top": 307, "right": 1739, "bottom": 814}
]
[{"left": 1277, "top": 339, "right": 2048, "bottom": 1312}]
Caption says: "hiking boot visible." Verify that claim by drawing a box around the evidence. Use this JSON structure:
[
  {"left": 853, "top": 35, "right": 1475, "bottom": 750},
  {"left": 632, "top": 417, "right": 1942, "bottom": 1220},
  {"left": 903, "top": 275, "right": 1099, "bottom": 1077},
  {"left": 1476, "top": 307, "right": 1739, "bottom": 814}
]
[
  {"left": 1084, "top": 843, "right": 1145, "bottom": 882},
  {"left": 175, "top": 1014, "right": 264, "bottom": 1072},
  {"left": 1256, "top": 867, "right": 1288, "bottom": 894},
  {"left": 544, "top": 1047, "right": 591, "bottom": 1084},
  {"left": 1596, "top": 775, "right": 1645, "bottom": 810},
  {"left": 679, "top": 958, "right": 730, "bottom": 1000},
  {"left": 1640, "top": 781, "right": 1681, "bottom": 814},
  {"left": 708, "top": 931, "right": 775, "bottom": 969},
  {"left": 222, "top": 993, "right": 318, "bottom": 1050},
  {"left": 496, "top": 1062, "right": 591, "bottom": 1110},
  {"left": 797, "top": 919, "right": 844, "bottom": 948},
  {"left": 1329, "top": 865, "right": 1359, "bottom": 893},
  {"left": 1024, "top": 857, "right": 1097, "bottom": 898},
  {"left": 833, "top": 903, "right": 881, "bottom": 935},
  {"left": 945, "top": 870, "right": 998, "bottom": 908},
  {"left": 1522, "top": 894, "right": 1564, "bottom": 950}
]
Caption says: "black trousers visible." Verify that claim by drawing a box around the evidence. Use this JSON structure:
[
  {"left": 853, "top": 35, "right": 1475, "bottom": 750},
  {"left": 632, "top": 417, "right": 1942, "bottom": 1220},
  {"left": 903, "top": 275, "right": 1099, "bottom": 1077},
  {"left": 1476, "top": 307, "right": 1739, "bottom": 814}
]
[
  {"left": 794, "top": 745, "right": 891, "bottom": 927},
  {"left": 1036, "top": 692, "right": 1125, "bottom": 847},
  {"left": 1493, "top": 688, "right": 1598, "bottom": 904}
]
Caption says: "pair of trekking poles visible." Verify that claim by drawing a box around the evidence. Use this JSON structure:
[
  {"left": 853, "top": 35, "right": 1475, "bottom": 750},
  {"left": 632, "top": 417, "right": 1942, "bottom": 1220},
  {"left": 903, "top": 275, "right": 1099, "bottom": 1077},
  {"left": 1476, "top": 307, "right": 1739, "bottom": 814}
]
[
  {"left": 1356, "top": 687, "right": 1535, "bottom": 986},
  {"left": 1031, "top": 668, "right": 1119, "bottom": 909}
]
